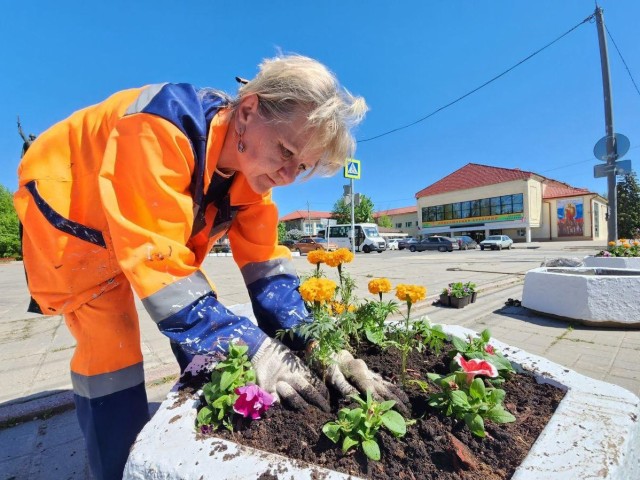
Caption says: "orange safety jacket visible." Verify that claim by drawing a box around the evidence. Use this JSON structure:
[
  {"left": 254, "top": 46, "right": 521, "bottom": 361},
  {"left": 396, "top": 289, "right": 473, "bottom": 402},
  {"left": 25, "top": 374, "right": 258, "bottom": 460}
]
[{"left": 15, "top": 83, "right": 309, "bottom": 357}]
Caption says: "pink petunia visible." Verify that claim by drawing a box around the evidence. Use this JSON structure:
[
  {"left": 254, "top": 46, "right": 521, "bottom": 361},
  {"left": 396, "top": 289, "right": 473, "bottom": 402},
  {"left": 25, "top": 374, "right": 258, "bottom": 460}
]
[
  {"left": 454, "top": 353, "right": 498, "bottom": 383},
  {"left": 233, "top": 384, "right": 275, "bottom": 420},
  {"left": 484, "top": 344, "right": 495, "bottom": 355}
]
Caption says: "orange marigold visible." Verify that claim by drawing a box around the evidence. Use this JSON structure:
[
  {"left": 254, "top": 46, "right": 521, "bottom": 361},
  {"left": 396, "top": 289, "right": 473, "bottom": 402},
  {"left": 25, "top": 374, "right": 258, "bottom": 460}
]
[
  {"left": 623, "top": 243, "right": 631, "bottom": 249},
  {"left": 608, "top": 241, "right": 616, "bottom": 247},
  {"left": 395, "top": 283, "right": 427, "bottom": 304},
  {"left": 307, "top": 250, "right": 327, "bottom": 265},
  {"left": 368, "top": 278, "right": 392, "bottom": 295},
  {"left": 299, "top": 278, "right": 336, "bottom": 304}
]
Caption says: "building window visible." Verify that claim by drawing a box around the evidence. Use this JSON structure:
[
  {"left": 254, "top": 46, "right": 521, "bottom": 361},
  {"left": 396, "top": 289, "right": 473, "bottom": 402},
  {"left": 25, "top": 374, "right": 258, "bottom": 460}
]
[
  {"left": 405, "top": 221, "right": 412, "bottom": 227},
  {"left": 396, "top": 222, "right": 402, "bottom": 228},
  {"left": 513, "top": 193, "right": 524, "bottom": 213},
  {"left": 480, "top": 198, "right": 491, "bottom": 216},
  {"left": 490, "top": 197, "right": 501, "bottom": 215}
]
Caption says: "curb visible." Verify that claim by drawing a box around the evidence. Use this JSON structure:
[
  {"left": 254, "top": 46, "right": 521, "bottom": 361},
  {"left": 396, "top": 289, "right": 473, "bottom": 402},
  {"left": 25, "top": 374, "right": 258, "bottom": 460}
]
[{"left": 0, "top": 363, "right": 179, "bottom": 429}]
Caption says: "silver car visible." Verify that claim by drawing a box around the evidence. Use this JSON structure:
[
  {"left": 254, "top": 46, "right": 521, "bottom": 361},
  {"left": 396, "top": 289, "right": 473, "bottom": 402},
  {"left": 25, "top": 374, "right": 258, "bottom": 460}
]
[{"left": 480, "top": 235, "right": 513, "bottom": 250}]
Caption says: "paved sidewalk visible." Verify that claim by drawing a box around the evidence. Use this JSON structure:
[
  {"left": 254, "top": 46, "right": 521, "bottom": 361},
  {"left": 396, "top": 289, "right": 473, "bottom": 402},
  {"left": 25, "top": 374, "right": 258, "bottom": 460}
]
[{"left": 1, "top": 240, "right": 638, "bottom": 479}]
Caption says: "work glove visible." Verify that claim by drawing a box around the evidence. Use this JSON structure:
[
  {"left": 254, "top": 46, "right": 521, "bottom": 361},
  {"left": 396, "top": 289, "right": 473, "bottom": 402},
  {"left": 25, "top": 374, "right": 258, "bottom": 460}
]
[
  {"left": 324, "top": 349, "right": 411, "bottom": 416},
  {"left": 251, "top": 337, "right": 331, "bottom": 412}
]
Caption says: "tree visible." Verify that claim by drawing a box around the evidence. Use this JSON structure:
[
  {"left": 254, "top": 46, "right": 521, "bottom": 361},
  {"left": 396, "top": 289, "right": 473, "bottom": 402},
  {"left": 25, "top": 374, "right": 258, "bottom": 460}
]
[
  {"left": 277, "top": 222, "right": 287, "bottom": 243},
  {"left": 377, "top": 214, "right": 392, "bottom": 228},
  {"left": 330, "top": 194, "right": 375, "bottom": 224},
  {"left": 0, "top": 185, "right": 21, "bottom": 259},
  {"left": 616, "top": 171, "right": 640, "bottom": 238}
]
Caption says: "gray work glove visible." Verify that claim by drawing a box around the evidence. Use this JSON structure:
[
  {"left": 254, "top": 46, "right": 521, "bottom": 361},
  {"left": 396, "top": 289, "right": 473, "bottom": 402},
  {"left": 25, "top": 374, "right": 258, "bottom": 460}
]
[
  {"left": 325, "top": 350, "right": 410, "bottom": 416},
  {"left": 251, "top": 337, "right": 330, "bottom": 412}
]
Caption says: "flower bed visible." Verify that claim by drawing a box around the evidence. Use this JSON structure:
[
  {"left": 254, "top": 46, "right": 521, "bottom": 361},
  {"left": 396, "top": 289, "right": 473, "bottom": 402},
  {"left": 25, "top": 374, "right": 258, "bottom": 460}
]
[
  {"left": 124, "top": 251, "right": 640, "bottom": 479},
  {"left": 124, "top": 322, "right": 640, "bottom": 480}
]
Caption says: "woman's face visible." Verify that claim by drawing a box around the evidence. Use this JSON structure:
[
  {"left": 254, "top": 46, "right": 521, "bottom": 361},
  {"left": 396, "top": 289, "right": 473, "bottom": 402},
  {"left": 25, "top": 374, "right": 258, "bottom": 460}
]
[{"left": 234, "top": 95, "right": 323, "bottom": 195}]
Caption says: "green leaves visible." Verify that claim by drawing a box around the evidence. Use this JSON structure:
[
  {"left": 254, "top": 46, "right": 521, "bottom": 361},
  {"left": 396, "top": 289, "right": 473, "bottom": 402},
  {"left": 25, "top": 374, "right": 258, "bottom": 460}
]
[
  {"left": 195, "top": 341, "right": 257, "bottom": 432},
  {"left": 323, "top": 391, "right": 411, "bottom": 461},
  {"left": 426, "top": 365, "right": 515, "bottom": 437},
  {"left": 381, "top": 410, "right": 406, "bottom": 437},
  {"left": 361, "top": 439, "right": 381, "bottom": 461}
]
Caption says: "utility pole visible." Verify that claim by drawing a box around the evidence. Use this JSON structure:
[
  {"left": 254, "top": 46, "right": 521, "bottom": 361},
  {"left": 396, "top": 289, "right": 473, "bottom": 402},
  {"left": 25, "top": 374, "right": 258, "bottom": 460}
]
[
  {"left": 307, "top": 201, "right": 312, "bottom": 235},
  {"left": 595, "top": 5, "right": 618, "bottom": 242}
]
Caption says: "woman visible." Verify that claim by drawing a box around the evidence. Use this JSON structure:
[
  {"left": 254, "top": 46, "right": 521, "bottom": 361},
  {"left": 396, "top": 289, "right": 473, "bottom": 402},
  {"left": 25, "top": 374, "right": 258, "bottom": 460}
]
[{"left": 15, "top": 54, "right": 402, "bottom": 480}]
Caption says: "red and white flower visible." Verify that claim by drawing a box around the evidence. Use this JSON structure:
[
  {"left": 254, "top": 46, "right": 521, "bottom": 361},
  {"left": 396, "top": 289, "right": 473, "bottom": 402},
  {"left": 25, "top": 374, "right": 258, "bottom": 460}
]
[{"left": 454, "top": 353, "right": 498, "bottom": 382}]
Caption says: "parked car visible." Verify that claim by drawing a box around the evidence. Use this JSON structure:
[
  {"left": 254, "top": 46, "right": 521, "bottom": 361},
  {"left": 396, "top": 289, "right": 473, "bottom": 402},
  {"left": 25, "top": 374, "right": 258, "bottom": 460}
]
[
  {"left": 454, "top": 235, "right": 478, "bottom": 250},
  {"left": 294, "top": 237, "right": 338, "bottom": 254},
  {"left": 480, "top": 235, "right": 513, "bottom": 250},
  {"left": 386, "top": 238, "right": 399, "bottom": 250},
  {"left": 279, "top": 239, "right": 297, "bottom": 252},
  {"left": 398, "top": 238, "right": 419, "bottom": 250},
  {"left": 409, "top": 236, "right": 456, "bottom": 252},
  {"left": 439, "top": 236, "right": 460, "bottom": 250}
]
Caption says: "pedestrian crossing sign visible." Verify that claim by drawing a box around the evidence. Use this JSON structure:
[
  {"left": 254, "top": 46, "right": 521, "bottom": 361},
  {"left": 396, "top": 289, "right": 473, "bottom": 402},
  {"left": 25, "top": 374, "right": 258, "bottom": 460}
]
[{"left": 344, "top": 158, "right": 361, "bottom": 179}]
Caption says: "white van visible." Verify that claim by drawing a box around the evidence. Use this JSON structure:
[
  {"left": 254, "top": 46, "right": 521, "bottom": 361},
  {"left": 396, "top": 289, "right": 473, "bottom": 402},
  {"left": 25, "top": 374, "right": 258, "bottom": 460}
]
[{"left": 325, "top": 223, "right": 387, "bottom": 253}]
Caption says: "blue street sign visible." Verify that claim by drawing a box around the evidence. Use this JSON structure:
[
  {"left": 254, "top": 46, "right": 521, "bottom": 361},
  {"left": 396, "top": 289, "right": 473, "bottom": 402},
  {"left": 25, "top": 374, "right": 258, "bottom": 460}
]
[
  {"left": 594, "top": 159, "right": 632, "bottom": 178},
  {"left": 344, "top": 158, "right": 361, "bottom": 179}
]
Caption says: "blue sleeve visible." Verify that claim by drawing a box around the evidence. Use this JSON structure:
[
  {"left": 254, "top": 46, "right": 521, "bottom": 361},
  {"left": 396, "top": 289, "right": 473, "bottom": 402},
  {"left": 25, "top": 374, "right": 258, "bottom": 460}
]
[
  {"left": 246, "top": 272, "right": 311, "bottom": 350},
  {"left": 156, "top": 291, "right": 268, "bottom": 359}
]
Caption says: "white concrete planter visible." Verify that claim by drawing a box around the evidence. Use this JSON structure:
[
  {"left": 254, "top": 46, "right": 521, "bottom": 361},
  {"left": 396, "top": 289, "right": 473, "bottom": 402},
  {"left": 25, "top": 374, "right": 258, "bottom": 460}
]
[
  {"left": 522, "top": 267, "right": 640, "bottom": 327},
  {"left": 124, "top": 324, "right": 640, "bottom": 480},
  {"left": 583, "top": 256, "right": 640, "bottom": 269}
]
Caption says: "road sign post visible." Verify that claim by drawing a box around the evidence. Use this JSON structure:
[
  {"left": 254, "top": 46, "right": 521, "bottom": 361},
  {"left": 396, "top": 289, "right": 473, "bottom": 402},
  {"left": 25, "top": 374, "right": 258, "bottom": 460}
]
[{"left": 344, "top": 159, "right": 361, "bottom": 254}]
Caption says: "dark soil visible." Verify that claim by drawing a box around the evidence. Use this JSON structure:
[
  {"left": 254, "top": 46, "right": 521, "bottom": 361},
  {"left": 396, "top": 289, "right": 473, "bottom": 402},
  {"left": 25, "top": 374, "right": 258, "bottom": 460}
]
[{"left": 179, "top": 343, "right": 565, "bottom": 479}]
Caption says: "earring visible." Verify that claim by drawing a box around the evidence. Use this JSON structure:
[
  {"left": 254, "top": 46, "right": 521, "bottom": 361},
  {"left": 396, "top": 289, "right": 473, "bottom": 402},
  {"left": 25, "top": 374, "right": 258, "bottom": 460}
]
[{"left": 237, "top": 130, "right": 246, "bottom": 153}]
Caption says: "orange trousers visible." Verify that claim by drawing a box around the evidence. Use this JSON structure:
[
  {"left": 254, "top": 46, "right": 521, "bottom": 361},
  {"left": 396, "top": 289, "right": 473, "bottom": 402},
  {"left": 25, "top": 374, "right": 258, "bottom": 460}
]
[{"left": 64, "top": 274, "right": 150, "bottom": 480}]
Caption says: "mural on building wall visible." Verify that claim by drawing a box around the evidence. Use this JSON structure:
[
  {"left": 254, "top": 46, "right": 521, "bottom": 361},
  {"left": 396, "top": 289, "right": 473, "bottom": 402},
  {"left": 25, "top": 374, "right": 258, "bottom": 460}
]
[{"left": 557, "top": 198, "right": 583, "bottom": 236}]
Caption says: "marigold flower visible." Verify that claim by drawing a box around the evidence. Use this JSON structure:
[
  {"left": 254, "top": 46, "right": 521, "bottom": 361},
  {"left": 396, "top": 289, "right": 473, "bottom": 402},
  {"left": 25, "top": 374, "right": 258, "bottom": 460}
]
[
  {"left": 326, "top": 248, "right": 354, "bottom": 268},
  {"left": 233, "top": 384, "right": 274, "bottom": 420},
  {"left": 608, "top": 241, "right": 616, "bottom": 247},
  {"left": 623, "top": 243, "right": 631, "bottom": 249},
  {"left": 368, "top": 278, "right": 392, "bottom": 295},
  {"left": 307, "top": 250, "right": 327, "bottom": 265},
  {"left": 299, "top": 277, "right": 337, "bottom": 304},
  {"left": 634, "top": 240, "right": 640, "bottom": 246},
  {"left": 331, "top": 302, "right": 346, "bottom": 314},
  {"left": 347, "top": 304, "right": 356, "bottom": 313},
  {"left": 395, "top": 284, "right": 427, "bottom": 304}
]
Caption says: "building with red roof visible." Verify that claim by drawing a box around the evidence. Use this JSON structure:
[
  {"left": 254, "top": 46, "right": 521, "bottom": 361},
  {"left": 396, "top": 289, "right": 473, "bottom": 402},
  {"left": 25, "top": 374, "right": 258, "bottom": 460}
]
[
  {"left": 278, "top": 210, "right": 335, "bottom": 236},
  {"left": 416, "top": 163, "right": 607, "bottom": 242}
]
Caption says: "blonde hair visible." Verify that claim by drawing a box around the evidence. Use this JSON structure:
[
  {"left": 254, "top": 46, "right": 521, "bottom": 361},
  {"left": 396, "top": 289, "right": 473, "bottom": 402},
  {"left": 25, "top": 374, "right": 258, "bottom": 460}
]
[{"left": 235, "top": 54, "right": 368, "bottom": 177}]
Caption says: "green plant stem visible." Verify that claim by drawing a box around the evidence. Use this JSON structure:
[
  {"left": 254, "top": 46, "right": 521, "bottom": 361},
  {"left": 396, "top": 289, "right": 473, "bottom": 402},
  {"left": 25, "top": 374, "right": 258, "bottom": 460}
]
[{"left": 400, "top": 301, "right": 412, "bottom": 385}]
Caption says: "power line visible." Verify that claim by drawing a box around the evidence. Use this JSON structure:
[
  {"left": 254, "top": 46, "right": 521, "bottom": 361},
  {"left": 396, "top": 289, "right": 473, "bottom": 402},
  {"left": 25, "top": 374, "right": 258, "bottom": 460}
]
[
  {"left": 604, "top": 25, "right": 640, "bottom": 98},
  {"left": 357, "top": 13, "right": 595, "bottom": 143}
]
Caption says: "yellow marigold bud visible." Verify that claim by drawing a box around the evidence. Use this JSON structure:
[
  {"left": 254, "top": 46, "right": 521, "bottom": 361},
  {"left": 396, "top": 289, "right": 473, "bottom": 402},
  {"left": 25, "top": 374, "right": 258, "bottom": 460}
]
[
  {"left": 307, "top": 250, "right": 327, "bottom": 265},
  {"left": 395, "top": 283, "right": 427, "bottom": 304},
  {"left": 368, "top": 278, "right": 392, "bottom": 295},
  {"left": 331, "top": 302, "right": 345, "bottom": 314},
  {"left": 347, "top": 304, "right": 356, "bottom": 313}
]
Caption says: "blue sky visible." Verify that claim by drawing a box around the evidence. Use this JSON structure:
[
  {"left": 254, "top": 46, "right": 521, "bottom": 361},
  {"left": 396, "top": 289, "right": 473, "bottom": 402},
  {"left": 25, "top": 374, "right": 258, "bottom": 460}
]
[{"left": 2, "top": 1, "right": 639, "bottom": 217}]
